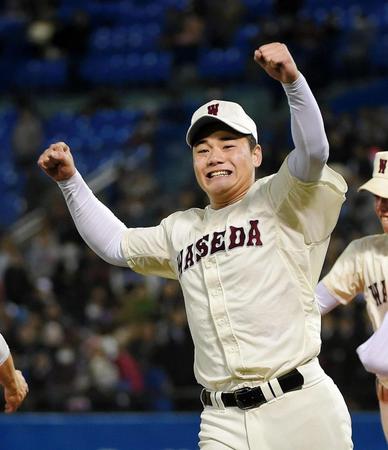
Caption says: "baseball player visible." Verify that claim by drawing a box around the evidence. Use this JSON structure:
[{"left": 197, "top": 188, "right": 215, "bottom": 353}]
[
  {"left": 38, "top": 42, "right": 353, "bottom": 449},
  {"left": 0, "top": 333, "right": 29, "bottom": 413},
  {"left": 316, "top": 150, "right": 388, "bottom": 442}
]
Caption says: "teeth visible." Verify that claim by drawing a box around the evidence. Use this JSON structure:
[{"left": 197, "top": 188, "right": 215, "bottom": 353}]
[{"left": 209, "top": 170, "right": 230, "bottom": 178}]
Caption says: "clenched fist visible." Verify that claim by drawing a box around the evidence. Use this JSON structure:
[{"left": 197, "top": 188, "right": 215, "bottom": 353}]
[
  {"left": 4, "top": 370, "right": 28, "bottom": 413},
  {"left": 37, "top": 142, "right": 76, "bottom": 182},
  {"left": 254, "top": 42, "right": 299, "bottom": 84}
]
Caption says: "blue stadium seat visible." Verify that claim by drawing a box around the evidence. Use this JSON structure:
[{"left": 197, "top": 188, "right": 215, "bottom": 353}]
[
  {"left": 89, "top": 23, "right": 162, "bottom": 54},
  {"left": 241, "top": 0, "right": 273, "bottom": 17},
  {"left": 330, "top": 77, "right": 388, "bottom": 113},
  {"left": 198, "top": 47, "right": 246, "bottom": 80},
  {"left": 370, "top": 34, "right": 388, "bottom": 70},
  {"left": 89, "top": 109, "right": 141, "bottom": 129},
  {"left": 115, "top": 3, "right": 166, "bottom": 25},
  {"left": 0, "top": 191, "right": 24, "bottom": 227},
  {"left": 79, "top": 52, "right": 172, "bottom": 85},
  {"left": 14, "top": 59, "right": 68, "bottom": 89},
  {"left": 0, "top": 110, "right": 16, "bottom": 155},
  {"left": 232, "top": 24, "right": 260, "bottom": 51}
]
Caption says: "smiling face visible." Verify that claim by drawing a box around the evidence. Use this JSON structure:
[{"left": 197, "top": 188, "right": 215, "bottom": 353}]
[
  {"left": 375, "top": 195, "right": 388, "bottom": 233},
  {"left": 192, "top": 124, "right": 262, "bottom": 209}
]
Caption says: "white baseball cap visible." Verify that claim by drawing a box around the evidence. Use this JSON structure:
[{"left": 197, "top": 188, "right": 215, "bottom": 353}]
[
  {"left": 358, "top": 151, "right": 388, "bottom": 198},
  {"left": 186, "top": 99, "right": 258, "bottom": 146}
]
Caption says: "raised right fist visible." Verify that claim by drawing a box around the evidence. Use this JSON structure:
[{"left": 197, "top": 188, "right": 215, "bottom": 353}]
[{"left": 37, "top": 141, "right": 76, "bottom": 181}]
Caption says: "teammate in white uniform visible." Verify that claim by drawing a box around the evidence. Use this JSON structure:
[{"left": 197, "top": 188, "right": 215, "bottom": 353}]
[
  {"left": 0, "top": 333, "right": 28, "bottom": 413},
  {"left": 38, "top": 43, "right": 353, "bottom": 449},
  {"left": 316, "top": 150, "right": 388, "bottom": 442}
]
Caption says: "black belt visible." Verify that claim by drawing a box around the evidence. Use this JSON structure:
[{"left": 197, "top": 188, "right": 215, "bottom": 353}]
[{"left": 201, "top": 368, "right": 304, "bottom": 410}]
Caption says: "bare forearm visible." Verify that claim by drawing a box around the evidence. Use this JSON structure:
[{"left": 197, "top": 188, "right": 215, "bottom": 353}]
[
  {"left": 0, "top": 344, "right": 29, "bottom": 413},
  {"left": 0, "top": 354, "right": 17, "bottom": 391}
]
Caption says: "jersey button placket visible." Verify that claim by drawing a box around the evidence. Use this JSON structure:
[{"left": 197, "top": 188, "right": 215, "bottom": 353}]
[{"left": 202, "top": 257, "right": 241, "bottom": 371}]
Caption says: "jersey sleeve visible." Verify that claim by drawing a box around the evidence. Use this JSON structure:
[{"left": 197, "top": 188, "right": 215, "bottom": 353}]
[
  {"left": 268, "top": 157, "right": 347, "bottom": 245},
  {"left": 121, "top": 217, "right": 177, "bottom": 280},
  {"left": 321, "top": 240, "right": 364, "bottom": 304}
]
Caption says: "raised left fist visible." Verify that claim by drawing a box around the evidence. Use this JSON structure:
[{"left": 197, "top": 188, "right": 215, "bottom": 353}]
[{"left": 254, "top": 42, "right": 299, "bottom": 84}]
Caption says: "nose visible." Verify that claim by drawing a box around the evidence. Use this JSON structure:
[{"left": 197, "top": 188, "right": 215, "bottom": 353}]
[{"left": 207, "top": 146, "right": 224, "bottom": 166}]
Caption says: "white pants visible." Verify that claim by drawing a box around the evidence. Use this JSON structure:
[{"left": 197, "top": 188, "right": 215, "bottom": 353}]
[{"left": 199, "top": 359, "right": 353, "bottom": 449}]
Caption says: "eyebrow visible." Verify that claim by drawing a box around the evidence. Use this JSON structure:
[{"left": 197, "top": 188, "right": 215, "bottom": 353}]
[{"left": 193, "top": 135, "right": 239, "bottom": 147}]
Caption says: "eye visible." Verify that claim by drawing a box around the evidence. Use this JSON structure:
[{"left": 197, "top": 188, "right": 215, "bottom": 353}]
[
  {"left": 224, "top": 144, "right": 235, "bottom": 149},
  {"left": 197, "top": 148, "right": 208, "bottom": 154}
]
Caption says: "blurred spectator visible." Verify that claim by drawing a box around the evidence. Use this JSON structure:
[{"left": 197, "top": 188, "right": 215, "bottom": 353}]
[
  {"left": 163, "top": 9, "right": 204, "bottom": 82},
  {"left": 11, "top": 97, "right": 47, "bottom": 211},
  {"left": 52, "top": 10, "right": 90, "bottom": 58},
  {"left": 3, "top": 246, "right": 34, "bottom": 307},
  {"left": 12, "top": 101, "right": 43, "bottom": 171},
  {"left": 274, "top": 0, "right": 304, "bottom": 17},
  {"left": 51, "top": 10, "right": 91, "bottom": 88},
  {"left": 194, "top": 0, "right": 243, "bottom": 48}
]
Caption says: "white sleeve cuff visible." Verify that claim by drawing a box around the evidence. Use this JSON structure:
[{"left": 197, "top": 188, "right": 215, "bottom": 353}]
[
  {"left": 357, "top": 313, "right": 388, "bottom": 376},
  {"left": 315, "top": 281, "right": 342, "bottom": 315}
]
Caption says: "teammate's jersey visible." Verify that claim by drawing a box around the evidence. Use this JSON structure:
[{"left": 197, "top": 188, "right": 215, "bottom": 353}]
[
  {"left": 322, "top": 233, "right": 388, "bottom": 386},
  {"left": 322, "top": 234, "right": 388, "bottom": 331},
  {"left": 122, "top": 159, "right": 346, "bottom": 390}
]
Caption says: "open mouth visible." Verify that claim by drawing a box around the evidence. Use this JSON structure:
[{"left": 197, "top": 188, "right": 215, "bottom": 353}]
[{"left": 207, "top": 170, "right": 232, "bottom": 179}]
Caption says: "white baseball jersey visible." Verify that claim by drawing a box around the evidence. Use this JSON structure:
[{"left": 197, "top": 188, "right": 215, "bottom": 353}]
[
  {"left": 322, "top": 233, "right": 388, "bottom": 386},
  {"left": 122, "top": 159, "right": 346, "bottom": 390}
]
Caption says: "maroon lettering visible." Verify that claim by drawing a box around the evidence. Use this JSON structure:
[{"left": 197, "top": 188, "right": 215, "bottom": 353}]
[
  {"left": 379, "top": 159, "right": 387, "bottom": 174},
  {"left": 368, "top": 282, "right": 381, "bottom": 306},
  {"left": 177, "top": 249, "right": 183, "bottom": 275},
  {"left": 177, "top": 218, "right": 264, "bottom": 276},
  {"left": 195, "top": 234, "right": 209, "bottom": 262},
  {"left": 210, "top": 230, "right": 226, "bottom": 254},
  {"left": 247, "top": 220, "right": 263, "bottom": 246},
  {"left": 184, "top": 244, "right": 194, "bottom": 270},
  {"left": 228, "top": 226, "right": 246, "bottom": 249},
  {"left": 207, "top": 103, "right": 219, "bottom": 116},
  {"left": 382, "top": 280, "right": 387, "bottom": 303}
]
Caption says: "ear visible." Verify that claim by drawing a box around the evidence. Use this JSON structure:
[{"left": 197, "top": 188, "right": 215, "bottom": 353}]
[{"left": 252, "top": 145, "right": 262, "bottom": 168}]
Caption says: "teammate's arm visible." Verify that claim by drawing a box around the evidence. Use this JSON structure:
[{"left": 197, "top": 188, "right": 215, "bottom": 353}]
[
  {"left": 254, "top": 43, "right": 328, "bottom": 182},
  {"left": 38, "top": 142, "right": 127, "bottom": 266},
  {"left": 0, "top": 334, "right": 28, "bottom": 413},
  {"left": 315, "top": 281, "right": 342, "bottom": 315},
  {"left": 357, "top": 313, "right": 388, "bottom": 377},
  {"left": 315, "top": 240, "right": 363, "bottom": 312}
]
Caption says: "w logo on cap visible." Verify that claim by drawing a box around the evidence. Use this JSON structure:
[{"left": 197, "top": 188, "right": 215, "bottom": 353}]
[
  {"left": 379, "top": 159, "right": 387, "bottom": 174},
  {"left": 207, "top": 103, "right": 219, "bottom": 116}
]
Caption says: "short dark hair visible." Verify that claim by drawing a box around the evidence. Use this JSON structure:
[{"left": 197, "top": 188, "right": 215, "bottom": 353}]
[{"left": 246, "top": 134, "right": 257, "bottom": 150}]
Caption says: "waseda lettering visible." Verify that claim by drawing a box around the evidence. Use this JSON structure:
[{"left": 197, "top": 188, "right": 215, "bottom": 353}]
[
  {"left": 177, "top": 220, "right": 263, "bottom": 276},
  {"left": 229, "top": 226, "right": 246, "bottom": 249},
  {"left": 195, "top": 235, "right": 209, "bottom": 262},
  {"left": 368, "top": 279, "right": 387, "bottom": 307},
  {"left": 210, "top": 231, "right": 226, "bottom": 254}
]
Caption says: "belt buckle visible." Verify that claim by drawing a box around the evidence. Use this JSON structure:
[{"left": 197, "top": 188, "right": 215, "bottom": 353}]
[{"left": 234, "top": 386, "right": 265, "bottom": 410}]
